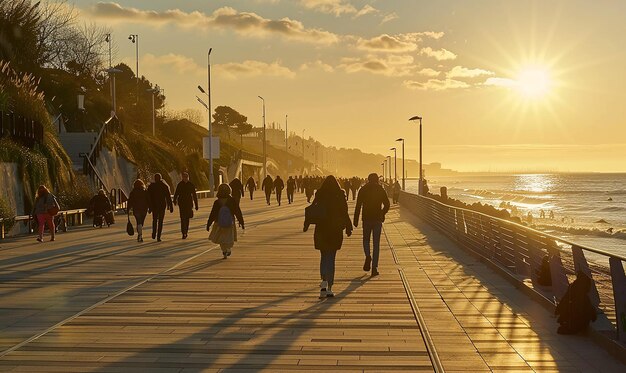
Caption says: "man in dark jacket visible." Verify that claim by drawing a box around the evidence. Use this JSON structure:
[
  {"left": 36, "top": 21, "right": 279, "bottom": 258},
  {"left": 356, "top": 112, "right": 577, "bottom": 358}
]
[
  {"left": 173, "top": 172, "right": 198, "bottom": 239},
  {"left": 287, "top": 176, "right": 296, "bottom": 204},
  {"left": 353, "top": 173, "right": 390, "bottom": 276},
  {"left": 245, "top": 176, "right": 257, "bottom": 200},
  {"left": 261, "top": 175, "right": 274, "bottom": 205},
  {"left": 274, "top": 175, "right": 285, "bottom": 206},
  {"left": 147, "top": 173, "right": 173, "bottom": 242},
  {"left": 229, "top": 177, "right": 245, "bottom": 206}
]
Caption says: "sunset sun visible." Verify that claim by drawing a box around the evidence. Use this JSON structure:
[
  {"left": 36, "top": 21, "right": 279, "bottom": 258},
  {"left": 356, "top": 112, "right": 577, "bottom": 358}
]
[{"left": 515, "top": 67, "right": 552, "bottom": 98}]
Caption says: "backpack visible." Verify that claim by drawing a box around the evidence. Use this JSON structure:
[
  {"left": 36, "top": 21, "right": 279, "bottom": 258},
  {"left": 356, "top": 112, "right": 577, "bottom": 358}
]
[{"left": 217, "top": 202, "right": 233, "bottom": 228}]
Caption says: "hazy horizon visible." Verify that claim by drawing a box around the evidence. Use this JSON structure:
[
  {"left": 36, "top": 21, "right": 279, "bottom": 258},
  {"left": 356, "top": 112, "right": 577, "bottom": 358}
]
[{"left": 72, "top": 0, "right": 626, "bottom": 172}]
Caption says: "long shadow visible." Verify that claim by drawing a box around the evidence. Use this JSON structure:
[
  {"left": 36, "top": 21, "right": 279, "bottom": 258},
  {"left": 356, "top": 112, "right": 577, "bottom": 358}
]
[
  {"left": 395, "top": 207, "right": 607, "bottom": 370},
  {"left": 87, "top": 274, "right": 371, "bottom": 371}
]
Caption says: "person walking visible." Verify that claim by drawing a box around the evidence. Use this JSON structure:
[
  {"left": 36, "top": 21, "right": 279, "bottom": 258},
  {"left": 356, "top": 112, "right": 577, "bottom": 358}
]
[
  {"left": 392, "top": 179, "right": 401, "bottom": 204},
  {"left": 287, "top": 176, "right": 296, "bottom": 204},
  {"left": 173, "top": 172, "right": 198, "bottom": 239},
  {"left": 350, "top": 177, "right": 360, "bottom": 201},
  {"left": 304, "top": 176, "right": 353, "bottom": 298},
  {"left": 229, "top": 177, "right": 245, "bottom": 206},
  {"left": 147, "top": 173, "right": 173, "bottom": 242},
  {"left": 31, "top": 185, "right": 60, "bottom": 242},
  {"left": 128, "top": 179, "right": 150, "bottom": 242},
  {"left": 245, "top": 176, "right": 257, "bottom": 201},
  {"left": 274, "top": 175, "right": 285, "bottom": 206},
  {"left": 354, "top": 173, "right": 390, "bottom": 276},
  {"left": 89, "top": 189, "right": 113, "bottom": 228},
  {"left": 262, "top": 175, "right": 274, "bottom": 206},
  {"left": 207, "top": 184, "right": 245, "bottom": 259},
  {"left": 304, "top": 176, "right": 315, "bottom": 203}
]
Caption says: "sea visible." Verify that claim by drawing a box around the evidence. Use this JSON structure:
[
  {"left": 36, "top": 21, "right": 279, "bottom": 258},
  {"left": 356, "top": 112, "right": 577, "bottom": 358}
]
[{"left": 405, "top": 173, "right": 626, "bottom": 259}]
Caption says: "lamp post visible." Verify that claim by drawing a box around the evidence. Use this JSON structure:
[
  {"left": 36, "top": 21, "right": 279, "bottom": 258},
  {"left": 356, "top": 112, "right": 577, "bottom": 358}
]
[
  {"left": 285, "top": 114, "right": 288, "bottom": 175},
  {"left": 302, "top": 129, "right": 306, "bottom": 162},
  {"left": 396, "top": 138, "right": 405, "bottom": 190},
  {"left": 128, "top": 34, "right": 139, "bottom": 103},
  {"left": 385, "top": 156, "right": 391, "bottom": 183},
  {"left": 409, "top": 116, "right": 423, "bottom": 195},
  {"left": 390, "top": 147, "right": 397, "bottom": 182},
  {"left": 381, "top": 162, "right": 385, "bottom": 182},
  {"left": 106, "top": 68, "right": 122, "bottom": 115},
  {"left": 104, "top": 34, "right": 113, "bottom": 113},
  {"left": 197, "top": 48, "right": 214, "bottom": 197},
  {"left": 147, "top": 86, "right": 159, "bottom": 136},
  {"left": 258, "top": 96, "right": 267, "bottom": 179}
]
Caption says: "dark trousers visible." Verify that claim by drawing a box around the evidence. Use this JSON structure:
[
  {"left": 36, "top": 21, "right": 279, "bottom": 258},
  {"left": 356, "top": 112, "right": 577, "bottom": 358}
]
[
  {"left": 276, "top": 190, "right": 283, "bottom": 205},
  {"left": 152, "top": 209, "right": 165, "bottom": 239},
  {"left": 249, "top": 190, "right": 254, "bottom": 200},
  {"left": 363, "top": 220, "right": 382, "bottom": 269},
  {"left": 351, "top": 189, "right": 357, "bottom": 200},
  {"left": 265, "top": 191, "right": 272, "bottom": 205},
  {"left": 180, "top": 217, "right": 189, "bottom": 235},
  {"left": 287, "top": 189, "right": 294, "bottom": 203},
  {"left": 320, "top": 250, "right": 337, "bottom": 288}
]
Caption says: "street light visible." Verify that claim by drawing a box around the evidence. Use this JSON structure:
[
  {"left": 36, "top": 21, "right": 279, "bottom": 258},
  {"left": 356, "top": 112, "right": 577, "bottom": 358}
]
[
  {"left": 285, "top": 114, "right": 288, "bottom": 175},
  {"left": 258, "top": 96, "right": 267, "bottom": 179},
  {"left": 390, "top": 147, "right": 397, "bottom": 182},
  {"left": 147, "top": 85, "right": 159, "bottom": 136},
  {"left": 408, "top": 115, "right": 423, "bottom": 195},
  {"left": 106, "top": 67, "right": 122, "bottom": 116},
  {"left": 128, "top": 34, "right": 139, "bottom": 103},
  {"left": 198, "top": 47, "right": 214, "bottom": 197},
  {"left": 396, "top": 138, "right": 405, "bottom": 190},
  {"left": 381, "top": 162, "right": 385, "bottom": 182},
  {"left": 386, "top": 156, "right": 391, "bottom": 183}
]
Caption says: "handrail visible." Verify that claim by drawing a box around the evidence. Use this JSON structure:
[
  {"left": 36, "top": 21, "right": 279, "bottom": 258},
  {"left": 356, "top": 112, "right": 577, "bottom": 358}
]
[
  {"left": 421, "top": 193, "right": 626, "bottom": 262},
  {"left": 81, "top": 153, "right": 109, "bottom": 193},
  {"left": 87, "top": 115, "right": 116, "bottom": 161}
]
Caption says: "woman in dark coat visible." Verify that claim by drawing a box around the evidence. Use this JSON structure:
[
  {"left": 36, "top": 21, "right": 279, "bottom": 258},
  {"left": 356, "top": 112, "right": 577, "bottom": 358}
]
[
  {"left": 304, "top": 175, "right": 353, "bottom": 298},
  {"left": 128, "top": 179, "right": 150, "bottom": 242},
  {"left": 173, "top": 172, "right": 199, "bottom": 239},
  {"left": 90, "top": 189, "right": 113, "bottom": 228},
  {"left": 207, "top": 184, "right": 245, "bottom": 259},
  {"left": 555, "top": 271, "right": 597, "bottom": 334}
]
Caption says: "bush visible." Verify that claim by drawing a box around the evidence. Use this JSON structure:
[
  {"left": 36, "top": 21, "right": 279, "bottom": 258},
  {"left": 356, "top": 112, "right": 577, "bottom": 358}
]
[
  {"left": 0, "top": 196, "right": 16, "bottom": 232},
  {"left": 55, "top": 174, "right": 94, "bottom": 210}
]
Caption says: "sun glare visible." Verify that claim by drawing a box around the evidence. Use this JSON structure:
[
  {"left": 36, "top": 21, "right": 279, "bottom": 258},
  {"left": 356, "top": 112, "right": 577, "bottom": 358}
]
[{"left": 515, "top": 67, "right": 552, "bottom": 98}]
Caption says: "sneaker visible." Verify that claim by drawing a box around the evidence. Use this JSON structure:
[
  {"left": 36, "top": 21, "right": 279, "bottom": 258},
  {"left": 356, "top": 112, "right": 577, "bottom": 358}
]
[
  {"left": 157, "top": 238, "right": 162, "bottom": 242},
  {"left": 223, "top": 253, "right": 228, "bottom": 259},
  {"left": 50, "top": 238, "right": 55, "bottom": 242},
  {"left": 36, "top": 237, "right": 43, "bottom": 243},
  {"left": 371, "top": 268, "right": 379, "bottom": 277},
  {"left": 363, "top": 256, "right": 372, "bottom": 271},
  {"left": 227, "top": 250, "right": 232, "bottom": 256},
  {"left": 326, "top": 290, "right": 335, "bottom": 297},
  {"left": 319, "top": 280, "right": 328, "bottom": 299}
]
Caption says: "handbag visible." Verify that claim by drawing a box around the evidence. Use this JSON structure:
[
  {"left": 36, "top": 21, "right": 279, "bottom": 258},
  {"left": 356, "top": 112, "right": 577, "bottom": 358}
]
[
  {"left": 304, "top": 202, "right": 327, "bottom": 225},
  {"left": 46, "top": 194, "right": 60, "bottom": 216},
  {"left": 126, "top": 215, "right": 134, "bottom": 236}
]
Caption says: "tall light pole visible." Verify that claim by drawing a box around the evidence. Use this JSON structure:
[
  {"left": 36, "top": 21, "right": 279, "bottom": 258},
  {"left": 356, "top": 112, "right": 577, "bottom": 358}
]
[
  {"left": 409, "top": 116, "right": 423, "bottom": 194},
  {"left": 302, "top": 129, "right": 306, "bottom": 162},
  {"left": 197, "top": 48, "right": 214, "bottom": 197},
  {"left": 258, "top": 96, "right": 266, "bottom": 179},
  {"left": 106, "top": 68, "right": 121, "bottom": 115},
  {"left": 147, "top": 86, "right": 159, "bottom": 136},
  {"left": 104, "top": 33, "right": 113, "bottom": 114},
  {"left": 285, "top": 114, "right": 288, "bottom": 175},
  {"left": 386, "top": 156, "right": 391, "bottom": 183},
  {"left": 128, "top": 34, "right": 139, "bottom": 103},
  {"left": 381, "top": 162, "right": 385, "bottom": 182},
  {"left": 396, "top": 138, "right": 405, "bottom": 190},
  {"left": 390, "top": 147, "right": 397, "bottom": 182}
]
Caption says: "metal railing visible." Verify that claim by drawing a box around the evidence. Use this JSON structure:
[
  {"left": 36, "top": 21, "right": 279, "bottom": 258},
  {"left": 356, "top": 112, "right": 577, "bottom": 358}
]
[
  {"left": 0, "top": 110, "right": 44, "bottom": 148},
  {"left": 398, "top": 191, "right": 626, "bottom": 344}
]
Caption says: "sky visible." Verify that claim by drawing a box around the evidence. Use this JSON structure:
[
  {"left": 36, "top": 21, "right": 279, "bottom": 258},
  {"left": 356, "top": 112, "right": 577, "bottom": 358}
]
[{"left": 72, "top": 0, "right": 626, "bottom": 172}]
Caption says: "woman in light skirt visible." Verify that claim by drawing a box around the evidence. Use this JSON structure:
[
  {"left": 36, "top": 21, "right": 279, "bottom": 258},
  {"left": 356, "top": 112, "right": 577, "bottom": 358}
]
[{"left": 207, "top": 184, "right": 245, "bottom": 258}]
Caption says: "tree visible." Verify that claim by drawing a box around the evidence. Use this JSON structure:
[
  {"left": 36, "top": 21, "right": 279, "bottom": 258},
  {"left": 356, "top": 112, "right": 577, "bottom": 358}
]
[
  {"left": 235, "top": 122, "right": 253, "bottom": 145},
  {"left": 212, "top": 106, "right": 248, "bottom": 140}
]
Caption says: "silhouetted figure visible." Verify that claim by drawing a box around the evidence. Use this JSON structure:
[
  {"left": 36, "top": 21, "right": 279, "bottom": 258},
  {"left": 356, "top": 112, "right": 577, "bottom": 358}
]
[
  {"left": 89, "top": 189, "right": 113, "bottom": 228},
  {"left": 304, "top": 175, "right": 353, "bottom": 298},
  {"left": 555, "top": 271, "right": 597, "bottom": 334},
  {"left": 304, "top": 176, "right": 315, "bottom": 203},
  {"left": 354, "top": 173, "right": 390, "bottom": 276},
  {"left": 147, "top": 173, "right": 173, "bottom": 242},
  {"left": 287, "top": 176, "right": 296, "bottom": 204},
  {"left": 173, "top": 172, "right": 198, "bottom": 239},
  {"left": 540, "top": 209, "right": 546, "bottom": 219},
  {"left": 245, "top": 176, "right": 257, "bottom": 200},
  {"left": 229, "top": 177, "right": 245, "bottom": 206},
  {"left": 32, "top": 185, "right": 59, "bottom": 242},
  {"left": 342, "top": 179, "right": 351, "bottom": 201},
  {"left": 549, "top": 210, "right": 555, "bottom": 219},
  {"left": 128, "top": 179, "right": 150, "bottom": 242},
  {"left": 274, "top": 175, "right": 285, "bottom": 206},
  {"left": 392, "top": 180, "right": 401, "bottom": 204},
  {"left": 350, "top": 177, "right": 360, "bottom": 200},
  {"left": 262, "top": 175, "right": 274, "bottom": 205},
  {"left": 207, "top": 184, "right": 245, "bottom": 259}
]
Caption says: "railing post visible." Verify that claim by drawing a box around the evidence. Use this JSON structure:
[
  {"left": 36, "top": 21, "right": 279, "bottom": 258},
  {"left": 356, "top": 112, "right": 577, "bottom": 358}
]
[
  {"left": 609, "top": 257, "right": 626, "bottom": 343},
  {"left": 511, "top": 229, "right": 530, "bottom": 277},
  {"left": 545, "top": 237, "right": 569, "bottom": 302}
]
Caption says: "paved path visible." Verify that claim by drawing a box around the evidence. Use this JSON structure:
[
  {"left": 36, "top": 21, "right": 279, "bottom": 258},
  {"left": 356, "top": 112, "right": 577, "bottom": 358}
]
[{"left": 0, "top": 194, "right": 623, "bottom": 372}]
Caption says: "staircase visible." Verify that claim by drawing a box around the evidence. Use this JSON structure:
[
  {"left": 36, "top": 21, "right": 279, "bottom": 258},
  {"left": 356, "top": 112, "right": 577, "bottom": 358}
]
[{"left": 58, "top": 132, "right": 97, "bottom": 171}]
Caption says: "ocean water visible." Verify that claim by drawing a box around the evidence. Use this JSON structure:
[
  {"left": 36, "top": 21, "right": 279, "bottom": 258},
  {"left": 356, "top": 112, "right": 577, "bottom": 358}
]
[{"left": 405, "top": 173, "right": 626, "bottom": 258}]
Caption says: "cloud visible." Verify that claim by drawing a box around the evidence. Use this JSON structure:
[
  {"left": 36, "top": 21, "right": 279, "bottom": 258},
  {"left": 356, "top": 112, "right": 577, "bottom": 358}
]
[
  {"left": 380, "top": 13, "right": 398, "bottom": 25},
  {"left": 418, "top": 68, "right": 441, "bottom": 77},
  {"left": 300, "top": 0, "right": 379, "bottom": 18},
  {"left": 299, "top": 60, "right": 335, "bottom": 72},
  {"left": 141, "top": 53, "right": 204, "bottom": 76},
  {"left": 339, "top": 55, "right": 415, "bottom": 76},
  {"left": 355, "top": 5, "right": 378, "bottom": 18},
  {"left": 356, "top": 32, "right": 445, "bottom": 53},
  {"left": 447, "top": 66, "right": 494, "bottom": 79},
  {"left": 88, "top": 3, "right": 339, "bottom": 44},
  {"left": 216, "top": 60, "right": 296, "bottom": 79},
  {"left": 420, "top": 47, "right": 457, "bottom": 61},
  {"left": 483, "top": 77, "right": 517, "bottom": 88},
  {"left": 403, "top": 78, "right": 470, "bottom": 91}
]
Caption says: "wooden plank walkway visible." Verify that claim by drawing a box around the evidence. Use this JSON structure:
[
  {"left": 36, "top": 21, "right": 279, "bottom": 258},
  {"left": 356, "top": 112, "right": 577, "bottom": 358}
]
[{"left": 0, "top": 195, "right": 623, "bottom": 372}]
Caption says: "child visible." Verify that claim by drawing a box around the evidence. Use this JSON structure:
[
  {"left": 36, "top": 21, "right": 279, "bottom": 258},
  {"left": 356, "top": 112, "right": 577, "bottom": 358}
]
[{"left": 207, "top": 184, "right": 245, "bottom": 258}]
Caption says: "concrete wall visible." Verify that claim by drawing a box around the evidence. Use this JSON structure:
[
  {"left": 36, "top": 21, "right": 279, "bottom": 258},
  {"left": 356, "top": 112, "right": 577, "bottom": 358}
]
[
  {"left": 95, "top": 148, "right": 137, "bottom": 195},
  {"left": 0, "top": 162, "right": 27, "bottom": 235}
]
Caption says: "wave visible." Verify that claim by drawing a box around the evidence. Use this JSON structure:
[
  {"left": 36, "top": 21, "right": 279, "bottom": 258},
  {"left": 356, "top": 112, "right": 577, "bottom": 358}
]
[
  {"left": 597, "top": 206, "right": 626, "bottom": 212},
  {"left": 534, "top": 223, "right": 626, "bottom": 241},
  {"left": 460, "top": 189, "right": 548, "bottom": 205}
]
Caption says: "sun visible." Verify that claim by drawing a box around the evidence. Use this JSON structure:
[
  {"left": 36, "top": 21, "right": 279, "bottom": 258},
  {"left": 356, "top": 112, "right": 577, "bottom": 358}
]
[{"left": 515, "top": 67, "right": 552, "bottom": 99}]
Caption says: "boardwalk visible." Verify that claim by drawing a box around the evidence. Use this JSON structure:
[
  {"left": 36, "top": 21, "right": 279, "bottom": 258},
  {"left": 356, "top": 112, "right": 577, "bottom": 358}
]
[{"left": 0, "top": 196, "right": 624, "bottom": 372}]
